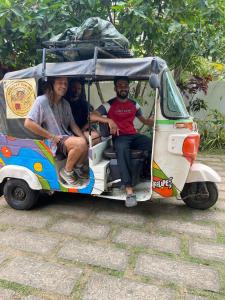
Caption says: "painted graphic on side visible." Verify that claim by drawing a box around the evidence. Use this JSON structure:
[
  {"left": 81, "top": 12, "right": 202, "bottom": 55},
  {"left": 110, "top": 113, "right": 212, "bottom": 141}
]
[
  {"left": 152, "top": 161, "right": 178, "bottom": 197},
  {"left": 0, "top": 135, "right": 94, "bottom": 194}
]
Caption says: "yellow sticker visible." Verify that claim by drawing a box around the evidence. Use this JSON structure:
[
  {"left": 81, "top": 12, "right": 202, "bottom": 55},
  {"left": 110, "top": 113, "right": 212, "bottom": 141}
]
[{"left": 3, "top": 78, "right": 36, "bottom": 118}]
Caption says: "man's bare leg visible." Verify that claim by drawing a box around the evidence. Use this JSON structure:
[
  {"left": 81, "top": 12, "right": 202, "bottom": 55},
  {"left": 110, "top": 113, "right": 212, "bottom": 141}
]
[
  {"left": 77, "top": 143, "right": 89, "bottom": 165},
  {"left": 125, "top": 186, "right": 134, "bottom": 195},
  {"left": 64, "top": 137, "right": 88, "bottom": 172}
]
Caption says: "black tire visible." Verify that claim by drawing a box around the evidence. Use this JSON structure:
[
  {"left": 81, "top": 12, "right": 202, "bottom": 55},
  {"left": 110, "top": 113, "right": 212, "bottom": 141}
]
[
  {"left": 0, "top": 182, "right": 3, "bottom": 197},
  {"left": 3, "top": 179, "right": 39, "bottom": 210},
  {"left": 181, "top": 181, "right": 218, "bottom": 210}
]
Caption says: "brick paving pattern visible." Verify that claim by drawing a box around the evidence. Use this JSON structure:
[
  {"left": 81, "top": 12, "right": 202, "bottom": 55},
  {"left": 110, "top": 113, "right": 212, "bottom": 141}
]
[{"left": 0, "top": 154, "right": 224, "bottom": 299}]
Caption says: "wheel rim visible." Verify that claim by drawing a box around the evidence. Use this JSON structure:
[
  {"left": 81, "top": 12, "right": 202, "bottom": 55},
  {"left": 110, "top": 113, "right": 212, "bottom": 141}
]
[{"left": 12, "top": 187, "right": 26, "bottom": 201}]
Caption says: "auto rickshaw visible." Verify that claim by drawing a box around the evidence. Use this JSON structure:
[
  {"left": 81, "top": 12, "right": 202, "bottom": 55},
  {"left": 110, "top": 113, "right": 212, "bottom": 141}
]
[{"left": 0, "top": 47, "right": 221, "bottom": 210}]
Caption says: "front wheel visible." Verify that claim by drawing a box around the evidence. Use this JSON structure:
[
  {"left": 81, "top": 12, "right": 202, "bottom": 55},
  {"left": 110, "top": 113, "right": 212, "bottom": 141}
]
[
  {"left": 181, "top": 182, "right": 218, "bottom": 210},
  {"left": 3, "top": 178, "right": 39, "bottom": 210}
]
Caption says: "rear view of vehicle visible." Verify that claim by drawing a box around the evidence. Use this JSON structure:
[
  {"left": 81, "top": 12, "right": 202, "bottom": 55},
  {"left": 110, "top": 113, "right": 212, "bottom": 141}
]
[{"left": 150, "top": 63, "right": 221, "bottom": 209}]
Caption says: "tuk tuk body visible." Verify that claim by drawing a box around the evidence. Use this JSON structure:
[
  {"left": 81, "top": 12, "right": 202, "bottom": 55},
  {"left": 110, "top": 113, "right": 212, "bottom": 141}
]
[{"left": 0, "top": 54, "right": 221, "bottom": 210}]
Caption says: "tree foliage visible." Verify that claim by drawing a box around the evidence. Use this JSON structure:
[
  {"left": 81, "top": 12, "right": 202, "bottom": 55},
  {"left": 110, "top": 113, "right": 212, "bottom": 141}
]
[
  {"left": 0, "top": 0, "right": 224, "bottom": 79},
  {"left": 115, "top": 0, "right": 225, "bottom": 80}
]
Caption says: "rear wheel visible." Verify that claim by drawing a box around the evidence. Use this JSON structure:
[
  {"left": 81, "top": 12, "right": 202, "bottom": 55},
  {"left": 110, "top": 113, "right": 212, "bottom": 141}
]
[
  {"left": 181, "top": 181, "right": 218, "bottom": 210},
  {"left": 3, "top": 178, "right": 39, "bottom": 210}
]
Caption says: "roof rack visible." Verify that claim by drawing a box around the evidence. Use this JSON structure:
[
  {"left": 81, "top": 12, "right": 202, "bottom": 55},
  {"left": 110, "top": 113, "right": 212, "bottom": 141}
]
[
  {"left": 42, "top": 39, "right": 133, "bottom": 60},
  {"left": 40, "top": 41, "right": 133, "bottom": 80}
]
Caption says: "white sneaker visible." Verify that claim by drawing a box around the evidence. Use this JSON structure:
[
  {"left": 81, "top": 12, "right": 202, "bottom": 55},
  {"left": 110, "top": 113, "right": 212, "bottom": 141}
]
[
  {"left": 60, "top": 168, "right": 81, "bottom": 185},
  {"left": 74, "top": 165, "right": 89, "bottom": 180},
  {"left": 125, "top": 194, "right": 137, "bottom": 208}
]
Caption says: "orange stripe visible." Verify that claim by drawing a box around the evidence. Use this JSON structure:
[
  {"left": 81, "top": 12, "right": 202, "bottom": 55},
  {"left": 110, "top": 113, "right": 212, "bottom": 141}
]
[
  {"left": 39, "top": 140, "right": 52, "bottom": 156},
  {"left": 68, "top": 188, "right": 78, "bottom": 193}
]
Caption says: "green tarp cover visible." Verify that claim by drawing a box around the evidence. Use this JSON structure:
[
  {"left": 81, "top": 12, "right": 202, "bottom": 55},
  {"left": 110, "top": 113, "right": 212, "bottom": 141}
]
[
  {"left": 50, "top": 17, "right": 129, "bottom": 49},
  {"left": 49, "top": 17, "right": 129, "bottom": 49}
]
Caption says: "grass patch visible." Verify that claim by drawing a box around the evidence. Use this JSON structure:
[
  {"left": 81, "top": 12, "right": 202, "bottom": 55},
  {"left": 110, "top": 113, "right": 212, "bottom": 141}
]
[
  {"left": 217, "top": 234, "right": 225, "bottom": 244},
  {"left": 135, "top": 274, "right": 165, "bottom": 286},
  {"left": 186, "top": 255, "right": 212, "bottom": 266},
  {"left": 0, "top": 224, "right": 9, "bottom": 231},
  {"left": 72, "top": 272, "right": 90, "bottom": 300},
  {"left": 113, "top": 242, "right": 128, "bottom": 250},
  {"left": 0, "top": 279, "right": 35, "bottom": 296},
  {"left": 179, "top": 237, "right": 190, "bottom": 258},
  {"left": 187, "top": 288, "right": 225, "bottom": 300},
  {"left": 91, "top": 265, "right": 124, "bottom": 278}
]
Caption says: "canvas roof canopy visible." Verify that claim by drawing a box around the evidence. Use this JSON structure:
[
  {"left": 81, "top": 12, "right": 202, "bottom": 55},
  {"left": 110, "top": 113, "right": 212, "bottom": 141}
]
[
  {"left": 0, "top": 56, "right": 167, "bottom": 138},
  {"left": 3, "top": 57, "right": 167, "bottom": 81}
]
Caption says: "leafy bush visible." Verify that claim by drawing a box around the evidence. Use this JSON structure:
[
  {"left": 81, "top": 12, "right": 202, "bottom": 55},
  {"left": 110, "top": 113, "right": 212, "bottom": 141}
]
[
  {"left": 187, "top": 97, "right": 208, "bottom": 114},
  {"left": 198, "top": 109, "right": 225, "bottom": 150}
]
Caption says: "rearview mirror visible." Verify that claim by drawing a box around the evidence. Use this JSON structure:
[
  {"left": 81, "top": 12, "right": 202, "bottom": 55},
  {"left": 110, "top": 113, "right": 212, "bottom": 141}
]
[
  {"left": 150, "top": 58, "right": 160, "bottom": 74},
  {"left": 149, "top": 74, "right": 160, "bottom": 89}
]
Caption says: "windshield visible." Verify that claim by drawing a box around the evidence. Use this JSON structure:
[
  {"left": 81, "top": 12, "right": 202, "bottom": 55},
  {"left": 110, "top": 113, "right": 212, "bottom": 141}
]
[{"left": 162, "top": 70, "right": 189, "bottom": 119}]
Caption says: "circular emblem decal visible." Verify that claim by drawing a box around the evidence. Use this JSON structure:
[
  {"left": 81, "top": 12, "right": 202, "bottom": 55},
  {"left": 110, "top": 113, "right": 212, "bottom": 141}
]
[{"left": 4, "top": 80, "right": 36, "bottom": 117}]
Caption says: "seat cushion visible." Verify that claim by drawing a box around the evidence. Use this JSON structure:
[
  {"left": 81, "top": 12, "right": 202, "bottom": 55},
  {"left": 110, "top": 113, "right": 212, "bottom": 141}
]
[{"left": 104, "top": 146, "right": 144, "bottom": 159}]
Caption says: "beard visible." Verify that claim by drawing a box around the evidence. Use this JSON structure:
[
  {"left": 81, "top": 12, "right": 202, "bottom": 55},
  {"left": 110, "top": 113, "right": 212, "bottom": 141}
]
[
  {"left": 73, "top": 91, "right": 81, "bottom": 98},
  {"left": 116, "top": 90, "right": 129, "bottom": 99}
]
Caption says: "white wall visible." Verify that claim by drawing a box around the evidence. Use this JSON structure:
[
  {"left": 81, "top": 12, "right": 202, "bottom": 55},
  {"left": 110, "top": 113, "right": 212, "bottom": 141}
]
[{"left": 190, "top": 81, "right": 225, "bottom": 119}]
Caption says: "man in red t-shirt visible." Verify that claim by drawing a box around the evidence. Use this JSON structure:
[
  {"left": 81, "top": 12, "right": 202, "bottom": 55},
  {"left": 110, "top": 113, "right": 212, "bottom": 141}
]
[{"left": 91, "top": 77, "right": 154, "bottom": 207}]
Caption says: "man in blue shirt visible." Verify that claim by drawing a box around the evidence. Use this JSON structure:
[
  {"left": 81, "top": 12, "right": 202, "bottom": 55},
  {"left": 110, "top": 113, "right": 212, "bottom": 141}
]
[{"left": 68, "top": 79, "right": 100, "bottom": 145}]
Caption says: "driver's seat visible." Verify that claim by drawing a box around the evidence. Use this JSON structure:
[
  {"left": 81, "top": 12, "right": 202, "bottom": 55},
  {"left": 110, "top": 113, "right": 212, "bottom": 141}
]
[
  {"left": 99, "top": 123, "right": 145, "bottom": 159},
  {"left": 103, "top": 146, "right": 144, "bottom": 159}
]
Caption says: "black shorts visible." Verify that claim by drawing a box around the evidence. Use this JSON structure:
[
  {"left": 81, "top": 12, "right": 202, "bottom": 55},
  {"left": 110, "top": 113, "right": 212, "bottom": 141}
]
[{"left": 57, "top": 136, "right": 70, "bottom": 157}]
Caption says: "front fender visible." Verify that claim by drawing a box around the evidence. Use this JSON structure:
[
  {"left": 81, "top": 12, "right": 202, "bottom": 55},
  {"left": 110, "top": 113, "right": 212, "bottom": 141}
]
[
  {"left": 186, "top": 162, "right": 221, "bottom": 183},
  {"left": 0, "top": 165, "right": 42, "bottom": 190}
]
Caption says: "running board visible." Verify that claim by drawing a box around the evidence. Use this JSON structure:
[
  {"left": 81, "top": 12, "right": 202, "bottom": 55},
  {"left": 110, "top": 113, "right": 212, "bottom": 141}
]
[{"left": 97, "top": 181, "right": 152, "bottom": 202}]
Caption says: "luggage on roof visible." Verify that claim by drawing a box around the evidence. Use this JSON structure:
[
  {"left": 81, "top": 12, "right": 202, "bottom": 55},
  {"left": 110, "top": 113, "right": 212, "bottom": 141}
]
[{"left": 43, "top": 17, "right": 132, "bottom": 60}]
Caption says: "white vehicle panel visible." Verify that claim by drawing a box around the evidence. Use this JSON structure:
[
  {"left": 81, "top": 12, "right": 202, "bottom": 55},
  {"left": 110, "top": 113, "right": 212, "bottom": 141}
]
[{"left": 0, "top": 165, "right": 42, "bottom": 190}]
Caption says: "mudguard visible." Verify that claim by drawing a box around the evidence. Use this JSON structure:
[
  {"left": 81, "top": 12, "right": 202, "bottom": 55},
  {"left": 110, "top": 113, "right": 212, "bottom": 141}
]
[
  {"left": 0, "top": 165, "right": 42, "bottom": 190},
  {"left": 185, "top": 162, "right": 221, "bottom": 183}
]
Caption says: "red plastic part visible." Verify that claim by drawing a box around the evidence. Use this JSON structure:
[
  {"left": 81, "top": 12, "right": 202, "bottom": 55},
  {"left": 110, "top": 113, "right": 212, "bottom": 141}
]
[{"left": 182, "top": 134, "right": 200, "bottom": 164}]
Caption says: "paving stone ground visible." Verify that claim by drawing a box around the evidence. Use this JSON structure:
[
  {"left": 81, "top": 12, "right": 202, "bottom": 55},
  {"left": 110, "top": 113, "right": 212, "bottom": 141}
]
[{"left": 0, "top": 154, "right": 224, "bottom": 299}]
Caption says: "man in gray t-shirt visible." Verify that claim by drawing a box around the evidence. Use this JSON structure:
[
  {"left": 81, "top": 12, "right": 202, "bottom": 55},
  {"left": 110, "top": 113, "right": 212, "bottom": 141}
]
[{"left": 25, "top": 77, "right": 88, "bottom": 186}]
